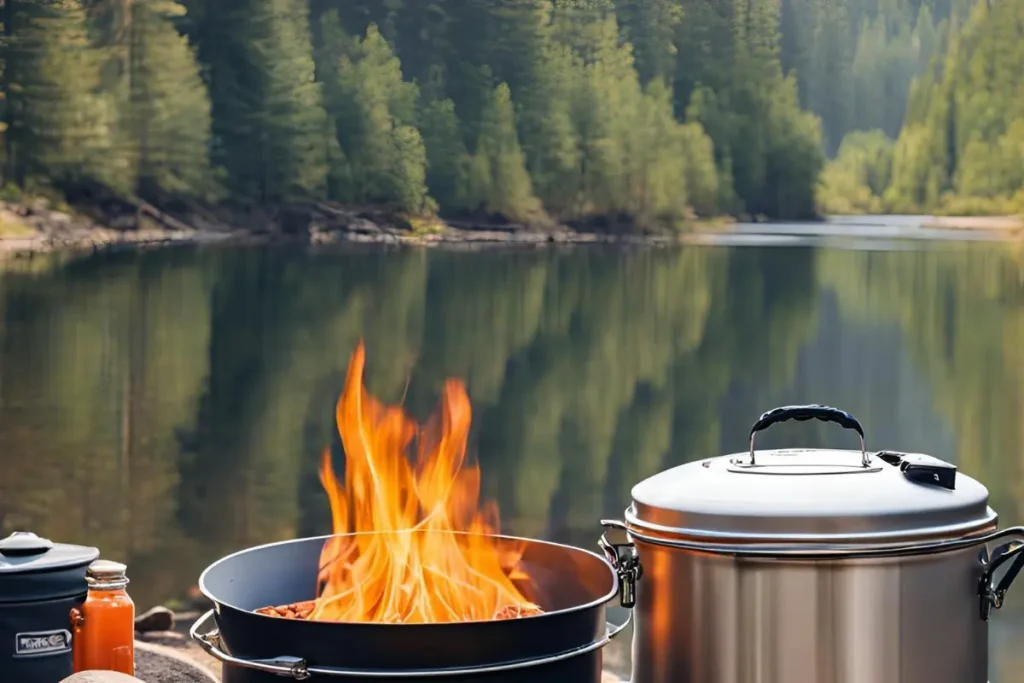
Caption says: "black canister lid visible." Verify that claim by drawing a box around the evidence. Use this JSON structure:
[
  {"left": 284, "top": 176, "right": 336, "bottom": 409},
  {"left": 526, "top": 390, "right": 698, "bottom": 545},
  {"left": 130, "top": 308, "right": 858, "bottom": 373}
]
[{"left": 0, "top": 531, "right": 100, "bottom": 603}]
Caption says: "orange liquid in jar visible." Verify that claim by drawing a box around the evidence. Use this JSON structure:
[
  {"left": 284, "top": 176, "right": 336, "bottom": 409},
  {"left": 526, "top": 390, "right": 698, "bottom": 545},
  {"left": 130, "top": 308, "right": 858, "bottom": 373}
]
[{"left": 72, "top": 560, "right": 135, "bottom": 675}]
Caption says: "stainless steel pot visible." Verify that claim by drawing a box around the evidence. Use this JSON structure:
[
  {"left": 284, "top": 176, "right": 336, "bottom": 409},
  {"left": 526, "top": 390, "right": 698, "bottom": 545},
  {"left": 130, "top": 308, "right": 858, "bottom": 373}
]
[{"left": 600, "top": 405, "right": 1024, "bottom": 683}]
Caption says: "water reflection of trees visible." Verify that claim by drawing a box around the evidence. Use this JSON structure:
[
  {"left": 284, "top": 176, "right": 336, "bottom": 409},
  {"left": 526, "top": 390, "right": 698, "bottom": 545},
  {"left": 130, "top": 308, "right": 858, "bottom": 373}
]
[
  {"left": 0, "top": 250, "right": 216, "bottom": 607},
  {"left": 0, "top": 244, "right": 818, "bottom": 607},
  {"left": 819, "top": 246, "right": 1024, "bottom": 529}
]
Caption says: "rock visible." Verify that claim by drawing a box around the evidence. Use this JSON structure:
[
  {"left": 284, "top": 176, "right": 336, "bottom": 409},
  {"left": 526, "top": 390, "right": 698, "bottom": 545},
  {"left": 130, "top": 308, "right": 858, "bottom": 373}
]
[
  {"left": 135, "top": 606, "right": 175, "bottom": 633},
  {"left": 310, "top": 228, "right": 339, "bottom": 245},
  {"left": 60, "top": 673, "right": 143, "bottom": 683},
  {"left": 135, "top": 640, "right": 219, "bottom": 683},
  {"left": 346, "top": 216, "right": 382, "bottom": 234}
]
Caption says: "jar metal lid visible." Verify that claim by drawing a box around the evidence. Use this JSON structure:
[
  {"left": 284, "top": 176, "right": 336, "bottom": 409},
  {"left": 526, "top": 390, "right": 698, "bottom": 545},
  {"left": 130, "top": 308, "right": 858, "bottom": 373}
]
[{"left": 87, "top": 560, "right": 129, "bottom": 590}]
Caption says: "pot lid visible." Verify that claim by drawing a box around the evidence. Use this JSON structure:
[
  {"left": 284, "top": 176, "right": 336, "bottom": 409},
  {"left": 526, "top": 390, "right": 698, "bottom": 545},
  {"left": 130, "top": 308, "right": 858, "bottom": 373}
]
[
  {"left": 627, "top": 405, "right": 996, "bottom": 546},
  {"left": 0, "top": 531, "right": 99, "bottom": 603}
]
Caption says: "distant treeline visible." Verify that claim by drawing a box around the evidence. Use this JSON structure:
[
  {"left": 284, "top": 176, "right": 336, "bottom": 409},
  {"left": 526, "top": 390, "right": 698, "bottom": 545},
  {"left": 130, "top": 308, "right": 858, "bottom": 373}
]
[
  {"left": 0, "top": 0, "right": 1018, "bottom": 229},
  {"left": 819, "top": 0, "right": 1024, "bottom": 216}
]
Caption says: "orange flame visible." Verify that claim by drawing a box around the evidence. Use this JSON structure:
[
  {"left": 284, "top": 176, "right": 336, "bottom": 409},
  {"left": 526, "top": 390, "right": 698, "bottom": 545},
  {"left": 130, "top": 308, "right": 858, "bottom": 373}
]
[{"left": 309, "top": 341, "right": 537, "bottom": 623}]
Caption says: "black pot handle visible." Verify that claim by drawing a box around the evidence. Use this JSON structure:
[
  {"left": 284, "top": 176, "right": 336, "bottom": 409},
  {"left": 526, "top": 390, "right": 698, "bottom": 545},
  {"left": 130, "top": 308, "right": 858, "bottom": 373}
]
[
  {"left": 748, "top": 404, "right": 867, "bottom": 467},
  {"left": 981, "top": 528, "right": 1024, "bottom": 620}
]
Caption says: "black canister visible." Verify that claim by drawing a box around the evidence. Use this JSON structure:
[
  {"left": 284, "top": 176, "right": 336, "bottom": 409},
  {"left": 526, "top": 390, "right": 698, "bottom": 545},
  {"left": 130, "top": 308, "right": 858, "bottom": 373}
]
[{"left": 0, "top": 531, "right": 99, "bottom": 683}]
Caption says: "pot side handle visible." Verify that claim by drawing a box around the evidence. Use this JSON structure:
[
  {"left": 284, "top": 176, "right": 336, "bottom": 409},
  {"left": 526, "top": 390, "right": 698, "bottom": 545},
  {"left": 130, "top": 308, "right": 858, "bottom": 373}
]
[
  {"left": 980, "top": 526, "right": 1024, "bottom": 621},
  {"left": 749, "top": 404, "right": 868, "bottom": 467}
]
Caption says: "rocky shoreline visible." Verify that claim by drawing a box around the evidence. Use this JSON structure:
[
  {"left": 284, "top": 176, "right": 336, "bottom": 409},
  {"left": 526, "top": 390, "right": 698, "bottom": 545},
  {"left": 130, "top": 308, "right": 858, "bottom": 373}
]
[
  {"left": 1, "top": 197, "right": 1019, "bottom": 257},
  {"left": 0, "top": 198, "right": 706, "bottom": 256},
  {"left": 0, "top": 198, "right": 239, "bottom": 255}
]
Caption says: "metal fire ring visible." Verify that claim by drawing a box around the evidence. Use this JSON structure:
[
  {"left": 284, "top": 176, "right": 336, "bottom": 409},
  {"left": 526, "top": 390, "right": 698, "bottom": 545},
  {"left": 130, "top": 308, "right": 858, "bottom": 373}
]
[{"left": 190, "top": 608, "right": 632, "bottom": 679}]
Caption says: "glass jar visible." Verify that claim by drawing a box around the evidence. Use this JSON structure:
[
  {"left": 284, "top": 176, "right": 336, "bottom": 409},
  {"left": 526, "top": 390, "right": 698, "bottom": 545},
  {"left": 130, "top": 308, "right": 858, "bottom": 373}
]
[{"left": 70, "top": 560, "right": 135, "bottom": 675}]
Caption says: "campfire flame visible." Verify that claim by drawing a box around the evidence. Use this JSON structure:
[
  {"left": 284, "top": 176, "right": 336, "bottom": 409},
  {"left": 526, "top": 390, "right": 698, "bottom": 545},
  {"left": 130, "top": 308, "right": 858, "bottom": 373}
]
[{"left": 308, "top": 341, "right": 539, "bottom": 623}]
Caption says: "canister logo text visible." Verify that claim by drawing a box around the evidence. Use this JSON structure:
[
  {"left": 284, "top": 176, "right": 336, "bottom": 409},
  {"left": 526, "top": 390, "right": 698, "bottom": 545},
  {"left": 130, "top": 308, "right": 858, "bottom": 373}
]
[{"left": 14, "top": 629, "right": 72, "bottom": 657}]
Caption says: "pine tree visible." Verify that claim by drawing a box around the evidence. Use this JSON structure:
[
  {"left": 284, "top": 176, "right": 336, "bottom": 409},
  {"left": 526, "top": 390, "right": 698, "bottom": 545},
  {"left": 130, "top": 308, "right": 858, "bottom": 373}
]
[
  {"left": 515, "top": 33, "right": 581, "bottom": 215},
  {"left": 451, "top": 2, "right": 583, "bottom": 215},
  {"left": 614, "top": 0, "right": 682, "bottom": 85},
  {"left": 320, "top": 20, "right": 430, "bottom": 213},
  {"left": 673, "top": 0, "right": 734, "bottom": 116},
  {"left": 465, "top": 83, "right": 545, "bottom": 225},
  {"left": 121, "top": 0, "right": 216, "bottom": 200},
  {"left": 4, "top": 0, "right": 121, "bottom": 190},
  {"left": 419, "top": 98, "right": 470, "bottom": 212},
  {"left": 808, "top": 0, "right": 853, "bottom": 154},
  {"left": 681, "top": 0, "right": 825, "bottom": 219},
  {"left": 680, "top": 122, "right": 720, "bottom": 217},
  {"left": 850, "top": 14, "right": 921, "bottom": 139},
  {"left": 191, "top": 0, "right": 337, "bottom": 204},
  {"left": 763, "top": 75, "right": 826, "bottom": 219},
  {"left": 628, "top": 79, "right": 691, "bottom": 226},
  {"left": 572, "top": 16, "right": 642, "bottom": 218}
]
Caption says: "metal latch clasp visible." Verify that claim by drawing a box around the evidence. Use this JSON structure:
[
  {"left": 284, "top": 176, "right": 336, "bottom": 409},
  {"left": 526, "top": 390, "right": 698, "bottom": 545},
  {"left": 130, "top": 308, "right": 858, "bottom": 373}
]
[
  {"left": 599, "top": 519, "right": 642, "bottom": 609},
  {"left": 980, "top": 538, "right": 1024, "bottom": 621}
]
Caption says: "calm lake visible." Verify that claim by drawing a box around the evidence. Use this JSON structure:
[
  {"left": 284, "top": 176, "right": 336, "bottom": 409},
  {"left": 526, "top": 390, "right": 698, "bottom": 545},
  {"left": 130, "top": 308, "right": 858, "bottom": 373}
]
[{"left": 2, "top": 239, "right": 1023, "bottom": 679}]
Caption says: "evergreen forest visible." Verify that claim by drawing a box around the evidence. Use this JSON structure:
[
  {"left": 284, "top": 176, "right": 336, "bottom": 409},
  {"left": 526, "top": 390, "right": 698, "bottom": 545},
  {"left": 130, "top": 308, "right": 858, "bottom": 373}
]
[{"left": 0, "top": 0, "right": 1021, "bottom": 230}]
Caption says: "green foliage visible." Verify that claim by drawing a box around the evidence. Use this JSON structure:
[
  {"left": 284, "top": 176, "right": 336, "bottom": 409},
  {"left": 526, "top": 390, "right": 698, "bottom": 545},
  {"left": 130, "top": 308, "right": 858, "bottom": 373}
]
[
  {"left": 676, "top": 0, "right": 827, "bottom": 220},
  {"left": 419, "top": 98, "right": 470, "bottom": 211},
  {"left": 762, "top": 77, "right": 826, "bottom": 220},
  {"left": 818, "top": 130, "right": 895, "bottom": 214},
  {"left": 781, "top": 0, "right": 942, "bottom": 153},
  {"left": 571, "top": 16, "right": 647, "bottom": 219},
  {"left": 560, "top": 16, "right": 719, "bottom": 226},
  {"left": 629, "top": 80, "right": 689, "bottom": 225},
  {"left": 0, "top": 0, "right": 841, "bottom": 227},
  {"left": 465, "top": 84, "right": 546, "bottom": 225},
  {"left": 614, "top": 0, "right": 683, "bottom": 84},
  {"left": 6, "top": 0, "right": 1016, "bottom": 225},
  {"left": 848, "top": 11, "right": 933, "bottom": 142},
  {"left": 781, "top": 0, "right": 852, "bottom": 154},
  {"left": 882, "top": 0, "right": 1024, "bottom": 214},
  {"left": 1, "top": 0, "right": 836, "bottom": 228},
  {"left": 194, "top": 0, "right": 336, "bottom": 203},
  {"left": 120, "top": 0, "right": 218, "bottom": 200},
  {"left": 679, "top": 122, "right": 720, "bottom": 218},
  {"left": 320, "top": 20, "right": 430, "bottom": 213},
  {"left": 4, "top": 0, "right": 123, "bottom": 190},
  {"left": 515, "top": 40, "right": 580, "bottom": 214},
  {"left": 814, "top": 0, "right": 1023, "bottom": 217}
]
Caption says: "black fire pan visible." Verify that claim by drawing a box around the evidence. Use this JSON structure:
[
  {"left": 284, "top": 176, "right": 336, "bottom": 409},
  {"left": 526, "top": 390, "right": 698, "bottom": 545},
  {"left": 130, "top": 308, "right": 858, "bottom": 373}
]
[{"left": 190, "top": 532, "right": 632, "bottom": 682}]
